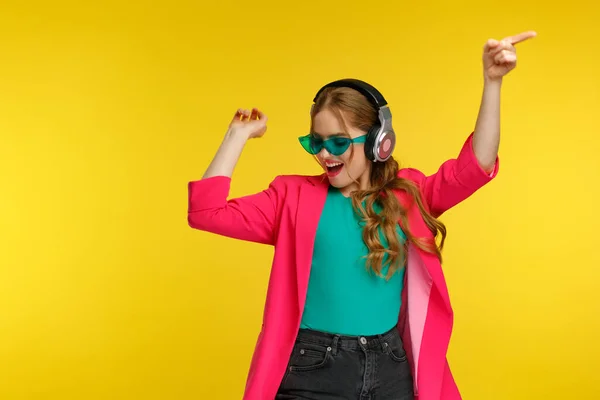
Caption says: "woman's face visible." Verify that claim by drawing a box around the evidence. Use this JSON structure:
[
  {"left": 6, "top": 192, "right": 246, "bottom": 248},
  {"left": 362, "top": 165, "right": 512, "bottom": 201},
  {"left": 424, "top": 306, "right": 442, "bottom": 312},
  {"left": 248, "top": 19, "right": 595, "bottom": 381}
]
[{"left": 311, "top": 108, "right": 371, "bottom": 195}]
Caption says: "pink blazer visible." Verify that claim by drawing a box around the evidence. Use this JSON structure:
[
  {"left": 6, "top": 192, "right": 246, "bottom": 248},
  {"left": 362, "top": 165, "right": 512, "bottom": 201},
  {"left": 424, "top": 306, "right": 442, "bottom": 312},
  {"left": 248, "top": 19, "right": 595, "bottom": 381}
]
[{"left": 188, "top": 133, "right": 498, "bottom": 400}]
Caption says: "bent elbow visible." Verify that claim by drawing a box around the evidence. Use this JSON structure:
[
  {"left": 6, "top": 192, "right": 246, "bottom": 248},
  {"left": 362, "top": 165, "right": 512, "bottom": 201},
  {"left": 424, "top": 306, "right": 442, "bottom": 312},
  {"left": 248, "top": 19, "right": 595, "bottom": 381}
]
[{"left": 188, "top": 211, "right": 209, "bottom": 231}]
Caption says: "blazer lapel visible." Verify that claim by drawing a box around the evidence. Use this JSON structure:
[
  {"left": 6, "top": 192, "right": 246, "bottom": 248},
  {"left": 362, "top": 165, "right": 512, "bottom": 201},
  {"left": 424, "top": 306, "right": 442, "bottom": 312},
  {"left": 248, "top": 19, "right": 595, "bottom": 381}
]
[
  {"left": 294, "top": 175, "right": 328, "bottom": 315},
  {"left": 395, "top": 189, "right": 452, "bottom": 314}
]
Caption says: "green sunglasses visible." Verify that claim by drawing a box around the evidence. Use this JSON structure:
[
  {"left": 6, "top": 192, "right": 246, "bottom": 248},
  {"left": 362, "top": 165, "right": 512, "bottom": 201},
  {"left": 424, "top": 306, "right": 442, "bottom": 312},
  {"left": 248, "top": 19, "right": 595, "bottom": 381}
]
[{"left": 298, "top": 134, "right": 367, "bottom": 156}]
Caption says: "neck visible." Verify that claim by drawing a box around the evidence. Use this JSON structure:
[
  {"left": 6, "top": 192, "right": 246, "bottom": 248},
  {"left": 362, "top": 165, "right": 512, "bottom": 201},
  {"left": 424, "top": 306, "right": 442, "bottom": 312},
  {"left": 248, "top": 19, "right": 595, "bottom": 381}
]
[{"left": 339, "top": 168, "right": 371, "bottom": 197}]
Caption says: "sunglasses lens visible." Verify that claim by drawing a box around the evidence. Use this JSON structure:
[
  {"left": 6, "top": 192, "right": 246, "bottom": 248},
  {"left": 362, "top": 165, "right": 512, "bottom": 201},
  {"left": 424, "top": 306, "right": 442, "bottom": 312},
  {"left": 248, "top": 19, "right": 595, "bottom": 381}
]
[
  {"left": 299, "top": 135, "right": 322, "bottom": 155},
  {"left": 299, "top": 135, "right": 357, "bottom": 156},
  {"left": 325, "top": 137, "right": 351, "bottom": 156}
]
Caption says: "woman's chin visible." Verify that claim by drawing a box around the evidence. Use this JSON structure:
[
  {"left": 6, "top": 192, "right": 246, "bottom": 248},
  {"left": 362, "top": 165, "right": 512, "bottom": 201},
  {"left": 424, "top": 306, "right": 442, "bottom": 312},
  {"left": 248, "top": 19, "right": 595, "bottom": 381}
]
[
  {"left": 324, "top": 167, "right": 369, "bottom": 193},
  {"left": 326, "top": 175, "right": 351, "bottom": 189}
]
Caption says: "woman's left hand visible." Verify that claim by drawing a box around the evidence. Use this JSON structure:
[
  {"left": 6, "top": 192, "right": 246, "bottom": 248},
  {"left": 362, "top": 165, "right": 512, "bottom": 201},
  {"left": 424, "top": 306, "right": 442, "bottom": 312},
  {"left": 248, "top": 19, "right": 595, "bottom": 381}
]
[{"left": 483, "top": 31, "right": 537, "bottom": 82}]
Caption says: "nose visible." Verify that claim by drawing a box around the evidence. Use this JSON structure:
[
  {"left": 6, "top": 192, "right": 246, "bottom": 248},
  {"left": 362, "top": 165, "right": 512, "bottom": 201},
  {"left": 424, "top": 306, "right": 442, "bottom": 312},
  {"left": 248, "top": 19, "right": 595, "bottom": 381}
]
[{"left": 316, "top": 147, "right": 331, "bottom": 159}]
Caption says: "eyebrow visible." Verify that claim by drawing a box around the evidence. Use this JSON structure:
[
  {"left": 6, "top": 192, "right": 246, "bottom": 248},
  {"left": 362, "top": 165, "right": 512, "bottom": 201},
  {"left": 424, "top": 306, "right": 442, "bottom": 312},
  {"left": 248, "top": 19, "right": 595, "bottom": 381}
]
[{"left": 311, "top": 131, "right": 346, "bottom": 138}]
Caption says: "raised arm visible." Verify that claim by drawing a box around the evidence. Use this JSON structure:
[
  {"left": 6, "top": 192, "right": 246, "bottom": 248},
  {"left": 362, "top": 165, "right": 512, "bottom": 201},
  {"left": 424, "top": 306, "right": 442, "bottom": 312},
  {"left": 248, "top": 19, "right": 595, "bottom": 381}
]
[
  {"left": 473, "top": 30, "right": 537, "bottom": 172},
  {"left": 203, "top": 108, "right": 268, "bottom": 179},
  {"left": 188, "top": 108, "right": 280, "bottom": 245},
  {"left": 415, "top": 31, "right": 537, "bottom": 217}
]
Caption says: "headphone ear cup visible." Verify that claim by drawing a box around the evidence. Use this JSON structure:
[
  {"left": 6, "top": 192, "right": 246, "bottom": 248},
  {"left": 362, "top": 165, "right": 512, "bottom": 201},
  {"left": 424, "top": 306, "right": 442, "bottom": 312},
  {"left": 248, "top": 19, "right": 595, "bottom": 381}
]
[
  {"left": 363, "top": 124, "right": 381, "bottom": 162},
  {"left": 364, "top": 125, "right": 396, "bottom": 162},
  {"left": 375, "top": 130, "right": 395, "bottom": 162}
]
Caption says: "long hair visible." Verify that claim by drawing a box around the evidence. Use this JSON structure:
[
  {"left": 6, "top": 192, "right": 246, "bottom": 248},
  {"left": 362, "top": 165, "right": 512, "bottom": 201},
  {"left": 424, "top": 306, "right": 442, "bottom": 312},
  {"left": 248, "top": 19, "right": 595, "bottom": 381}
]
[{"left": 311, "top": 86, "right": 447, "bottom": 279}]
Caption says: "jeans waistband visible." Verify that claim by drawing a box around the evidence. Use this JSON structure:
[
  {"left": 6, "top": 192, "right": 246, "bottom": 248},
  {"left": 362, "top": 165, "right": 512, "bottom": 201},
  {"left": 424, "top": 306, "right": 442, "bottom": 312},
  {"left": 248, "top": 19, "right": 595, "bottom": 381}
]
[{"left": 295, "top": 325, "right": 400, "bottom": 352}]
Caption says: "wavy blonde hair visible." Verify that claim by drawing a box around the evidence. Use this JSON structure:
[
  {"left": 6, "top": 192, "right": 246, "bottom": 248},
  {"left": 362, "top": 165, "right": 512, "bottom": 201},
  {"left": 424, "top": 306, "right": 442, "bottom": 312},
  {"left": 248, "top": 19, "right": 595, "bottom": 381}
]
[{"left": 311, "top": 86, "right": 447, "bottom": 279}]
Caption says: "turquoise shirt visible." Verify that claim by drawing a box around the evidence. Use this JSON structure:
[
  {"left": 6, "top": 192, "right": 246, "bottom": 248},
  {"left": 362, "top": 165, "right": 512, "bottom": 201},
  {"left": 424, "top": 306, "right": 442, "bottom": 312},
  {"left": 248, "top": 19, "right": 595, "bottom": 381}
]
[{"left": 300, "top": 186, "right": 407, "bottom": 336}]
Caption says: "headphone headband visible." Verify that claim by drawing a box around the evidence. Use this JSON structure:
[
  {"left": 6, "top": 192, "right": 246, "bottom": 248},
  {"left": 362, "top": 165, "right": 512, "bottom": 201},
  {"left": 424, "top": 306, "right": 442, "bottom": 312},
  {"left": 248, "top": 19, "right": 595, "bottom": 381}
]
[{"left": 312, "top": 78, "right": 388, "bottom": 109}]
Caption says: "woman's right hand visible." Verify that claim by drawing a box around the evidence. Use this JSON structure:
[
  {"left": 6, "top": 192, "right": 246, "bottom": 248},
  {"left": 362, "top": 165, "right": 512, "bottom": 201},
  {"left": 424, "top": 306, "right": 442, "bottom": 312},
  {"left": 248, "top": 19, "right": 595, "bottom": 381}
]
[
  {"left": 201, "top": 108, "right": 268, "bottom": 179},
  {"left": 229, "top": 108, "right": 268, "bottom": 139}
]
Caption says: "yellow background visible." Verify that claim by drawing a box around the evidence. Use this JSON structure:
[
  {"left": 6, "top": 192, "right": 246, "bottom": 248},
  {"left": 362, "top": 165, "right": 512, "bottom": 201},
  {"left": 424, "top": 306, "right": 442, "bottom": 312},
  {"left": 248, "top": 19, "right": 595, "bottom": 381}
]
[{"left": 1, "top": 0, "right": 599, "bottom": 399}]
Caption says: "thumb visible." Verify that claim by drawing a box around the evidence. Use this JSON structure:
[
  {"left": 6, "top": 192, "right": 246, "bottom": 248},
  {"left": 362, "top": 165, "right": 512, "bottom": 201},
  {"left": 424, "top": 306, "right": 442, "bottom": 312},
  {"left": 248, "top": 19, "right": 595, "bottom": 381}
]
[{"left": 484, "top": 39, "right": 501, "bottom": 52}]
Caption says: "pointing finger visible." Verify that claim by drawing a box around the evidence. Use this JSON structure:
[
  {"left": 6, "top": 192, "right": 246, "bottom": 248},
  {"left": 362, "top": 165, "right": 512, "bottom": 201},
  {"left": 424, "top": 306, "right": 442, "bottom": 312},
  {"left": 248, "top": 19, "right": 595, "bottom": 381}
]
[{"left": 504, "top": 30, "right": 537, "bottom": 45}]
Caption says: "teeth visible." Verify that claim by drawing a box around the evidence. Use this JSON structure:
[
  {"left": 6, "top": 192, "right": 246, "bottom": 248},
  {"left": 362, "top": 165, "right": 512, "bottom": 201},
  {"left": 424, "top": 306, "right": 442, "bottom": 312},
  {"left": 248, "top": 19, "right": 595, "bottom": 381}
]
[{"left": 325, "top": 162, "right": 343, "bottom": 167}]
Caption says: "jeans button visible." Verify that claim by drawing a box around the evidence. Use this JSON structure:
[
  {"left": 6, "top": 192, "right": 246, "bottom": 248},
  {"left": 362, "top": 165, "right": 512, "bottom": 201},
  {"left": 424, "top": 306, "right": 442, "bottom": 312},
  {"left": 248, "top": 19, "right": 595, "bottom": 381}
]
[{"left": 360, "top": 337, "right": 367, "bottom": 345}]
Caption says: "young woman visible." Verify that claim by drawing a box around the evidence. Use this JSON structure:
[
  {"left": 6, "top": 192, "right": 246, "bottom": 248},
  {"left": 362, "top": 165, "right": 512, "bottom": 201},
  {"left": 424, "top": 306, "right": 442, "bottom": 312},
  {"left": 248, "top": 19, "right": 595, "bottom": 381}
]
[{"left": 188, "top": 31, "right": 536, "bottom": 400}]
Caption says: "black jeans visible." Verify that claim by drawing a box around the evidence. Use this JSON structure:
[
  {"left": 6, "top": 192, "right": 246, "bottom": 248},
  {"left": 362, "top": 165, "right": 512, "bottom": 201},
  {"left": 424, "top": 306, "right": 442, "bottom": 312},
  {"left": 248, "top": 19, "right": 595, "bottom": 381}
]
[{"left": 276, "top": 325, "right": 414, "bottom": 400}]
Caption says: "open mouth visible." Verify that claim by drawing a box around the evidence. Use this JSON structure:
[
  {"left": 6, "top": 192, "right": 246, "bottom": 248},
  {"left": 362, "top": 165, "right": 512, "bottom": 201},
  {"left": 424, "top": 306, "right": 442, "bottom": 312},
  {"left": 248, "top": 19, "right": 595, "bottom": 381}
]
[{"left": 325, "top": 161, "right": 344, "bottom": 177}]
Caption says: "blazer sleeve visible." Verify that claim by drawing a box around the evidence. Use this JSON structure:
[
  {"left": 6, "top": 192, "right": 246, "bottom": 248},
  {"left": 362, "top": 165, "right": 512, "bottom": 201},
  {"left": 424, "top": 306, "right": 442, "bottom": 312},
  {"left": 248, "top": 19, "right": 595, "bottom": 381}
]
[
  {"left": 187, "top": 175, "right": 282, "bottom": 245},
  {"left": 403, "top": 132, "right": 499, "bottom": 218}
]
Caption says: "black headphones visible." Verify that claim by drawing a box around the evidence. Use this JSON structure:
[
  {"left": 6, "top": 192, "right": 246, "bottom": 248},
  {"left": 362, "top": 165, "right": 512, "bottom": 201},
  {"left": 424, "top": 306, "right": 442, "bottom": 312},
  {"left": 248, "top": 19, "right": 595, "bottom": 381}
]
[{"left": 312, "top": 78, "right": 396, "bottom": 162}]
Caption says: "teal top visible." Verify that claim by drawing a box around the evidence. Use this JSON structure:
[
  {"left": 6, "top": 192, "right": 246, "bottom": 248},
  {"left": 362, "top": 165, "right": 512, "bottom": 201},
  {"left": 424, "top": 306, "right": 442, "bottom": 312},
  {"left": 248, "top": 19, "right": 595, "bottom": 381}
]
[{"left": 300, "top": 186, "right": 407, "bottom": 336}]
